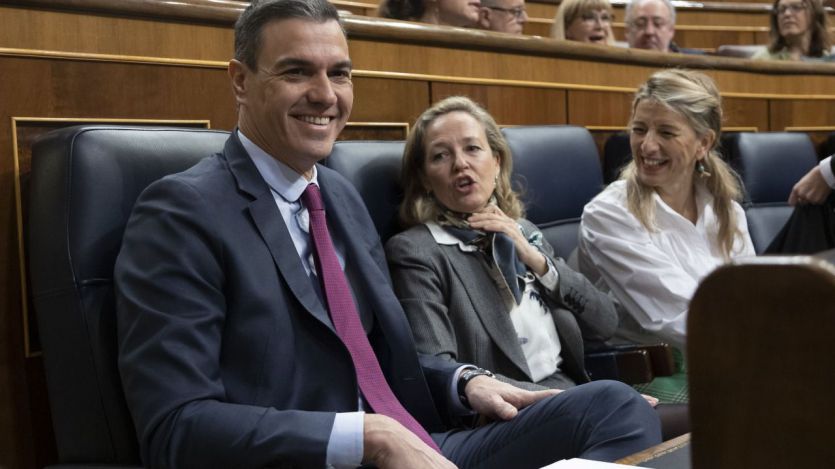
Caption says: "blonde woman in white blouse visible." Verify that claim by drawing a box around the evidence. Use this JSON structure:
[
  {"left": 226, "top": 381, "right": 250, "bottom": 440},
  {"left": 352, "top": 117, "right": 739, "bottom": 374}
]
[{"left": 578, "top": 69, "right": 755, "bottom": 404}]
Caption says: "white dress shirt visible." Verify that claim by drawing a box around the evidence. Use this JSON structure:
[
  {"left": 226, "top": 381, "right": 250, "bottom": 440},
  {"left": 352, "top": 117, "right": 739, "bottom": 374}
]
[
  {"left": 818, "top": 156, "right": 835, "bottom": 188},
  {"left": 577, "top": 180, "right": 755, "bottom": 351}
]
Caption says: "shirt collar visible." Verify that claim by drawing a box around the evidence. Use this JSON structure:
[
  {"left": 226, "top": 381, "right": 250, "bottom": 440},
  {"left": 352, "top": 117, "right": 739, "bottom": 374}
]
[
  {"left": 425, "top": 222, "right": 479, "bottom": 252},
  {"left": 238, "top": 129, "right": 318, "bottom": 202},
  {"left": 652, "top": 181, "right": 713, "bottom": 224}
]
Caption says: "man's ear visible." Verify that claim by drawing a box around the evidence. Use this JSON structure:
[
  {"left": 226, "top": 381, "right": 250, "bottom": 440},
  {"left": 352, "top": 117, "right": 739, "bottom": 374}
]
[
  {"left": 477, "top": 7, "right": 492, "bottom": 29},
  {"left": 228, "top": 59, "right": 249, "bottom": 105}
]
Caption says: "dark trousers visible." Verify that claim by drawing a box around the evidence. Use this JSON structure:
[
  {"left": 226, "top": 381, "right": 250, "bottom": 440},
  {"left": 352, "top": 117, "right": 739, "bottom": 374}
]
[
  {"left": 767, "top": 194, "right": 835, "bottom": 254},
  {"left": 434, "top": 380, "right": 662, "bottom": 468}
]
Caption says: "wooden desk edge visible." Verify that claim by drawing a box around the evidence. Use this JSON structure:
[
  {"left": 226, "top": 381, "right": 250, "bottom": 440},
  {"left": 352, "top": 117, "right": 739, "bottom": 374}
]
[{"left": 615, "top": 433, "right": 691, "bottom": 465}]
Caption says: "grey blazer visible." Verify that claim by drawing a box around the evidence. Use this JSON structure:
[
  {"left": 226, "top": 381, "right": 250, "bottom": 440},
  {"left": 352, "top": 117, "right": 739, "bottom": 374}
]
[{"left": 385, "top": 220, "right": 618, "bottom": 391}]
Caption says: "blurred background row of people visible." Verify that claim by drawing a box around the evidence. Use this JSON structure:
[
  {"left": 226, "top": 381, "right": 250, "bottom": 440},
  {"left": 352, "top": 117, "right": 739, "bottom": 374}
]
[{"left": 378, "top": 0, "right": 832, "bottom": 61}]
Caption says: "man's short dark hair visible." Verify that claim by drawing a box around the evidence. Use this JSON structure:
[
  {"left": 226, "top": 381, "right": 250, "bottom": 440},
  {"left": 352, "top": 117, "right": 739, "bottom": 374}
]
[{"left": 234, "top": 0, "right": 343, "bottom": 70}]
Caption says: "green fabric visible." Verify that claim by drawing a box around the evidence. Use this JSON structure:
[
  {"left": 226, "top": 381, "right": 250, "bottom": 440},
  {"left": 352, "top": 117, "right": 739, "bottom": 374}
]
[{"left": 633, "top": 348, "right": 688, "bottom": 404}]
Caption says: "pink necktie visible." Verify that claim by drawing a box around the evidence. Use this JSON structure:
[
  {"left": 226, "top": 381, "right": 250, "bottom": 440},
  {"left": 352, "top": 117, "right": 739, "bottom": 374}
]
[{"left": 301, "top": 184, "right": 441, "bottom": 453}]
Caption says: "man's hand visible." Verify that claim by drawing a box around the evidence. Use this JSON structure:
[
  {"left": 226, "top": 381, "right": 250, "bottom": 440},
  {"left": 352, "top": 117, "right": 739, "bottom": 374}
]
[
  {"left": 789, "top": 166, "right": 832, "bottom": 206},
  {"left": 362, "top": 414, "right": 457, "bottom": 469},
  {"left": 465, "top": 376, "right": 560, "bottom": 421}
]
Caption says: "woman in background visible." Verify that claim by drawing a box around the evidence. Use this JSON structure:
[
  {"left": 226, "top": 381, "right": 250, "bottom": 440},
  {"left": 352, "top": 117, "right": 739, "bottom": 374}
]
[
  {"left": 753, "top": 0, "right": 830, "bottom": 60},
  {"left": 551, "top": 0, "right": 616, "bottom": 45},
  {"left": 578, "top": 69, "right": 755, "bottom": 404},
  {"left": 379, "top": 0, "right": 481, "bottom": 28}
]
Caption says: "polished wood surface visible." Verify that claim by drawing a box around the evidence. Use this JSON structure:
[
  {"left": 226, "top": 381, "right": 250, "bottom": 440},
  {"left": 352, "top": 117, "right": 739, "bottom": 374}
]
[
  {"left": 2, "top": 1, "right": 835, "bottom": 468},
  {"left": 616, "top": 433, "right": 691, "bottom": 465},
  {"left": 689, "top": 257, "right": 835, "bottom": 468}
]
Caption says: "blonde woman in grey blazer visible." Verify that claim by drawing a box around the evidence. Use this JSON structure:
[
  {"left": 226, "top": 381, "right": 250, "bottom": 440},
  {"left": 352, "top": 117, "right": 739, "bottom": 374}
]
[{"left": 385, "top": 96, "right": 620, "bottom": 391}]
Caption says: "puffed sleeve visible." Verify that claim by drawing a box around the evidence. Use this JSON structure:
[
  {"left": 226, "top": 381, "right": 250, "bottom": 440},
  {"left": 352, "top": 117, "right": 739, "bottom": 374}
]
[{"left": 578, "top": 196, "right": 690, "bottom": 350}]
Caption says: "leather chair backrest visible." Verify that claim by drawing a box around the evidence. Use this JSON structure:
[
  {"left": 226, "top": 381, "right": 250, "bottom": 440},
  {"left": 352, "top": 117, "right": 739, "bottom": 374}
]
[
  {"left": 502, "top": 126, "right": 604, "bottom": 259},
  {"left": 325, "top": 140, "right": 405, "bottom": 243},
  {"left": 603, "top": 132, "right": 630, "bottom": 184},
  {"left": 822, "top": 132, "right": 835, "bottom": 160},
  {"left": 729, "top": 132, "right": 817, "bottom": 253},
  {"left": 29, "top": 126, "right": 229, "bottom": 465}
]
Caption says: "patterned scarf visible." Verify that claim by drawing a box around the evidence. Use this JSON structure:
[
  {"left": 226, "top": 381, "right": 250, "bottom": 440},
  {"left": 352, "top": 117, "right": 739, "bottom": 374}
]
[{"left": 435, "top": 200, "right": 527, "bottom": 305}]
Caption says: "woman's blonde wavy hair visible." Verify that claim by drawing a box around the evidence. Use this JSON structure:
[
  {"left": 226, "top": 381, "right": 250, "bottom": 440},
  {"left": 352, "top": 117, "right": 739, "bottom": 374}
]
[
  {"left": 622, "top": 69, "right": 744, "bottom": 258},
  {"left": 551, "top": 0, "right": 615, "bottom": 45},
  {"left": 399, "top": 96, "right": 524, "bottom": 228}
]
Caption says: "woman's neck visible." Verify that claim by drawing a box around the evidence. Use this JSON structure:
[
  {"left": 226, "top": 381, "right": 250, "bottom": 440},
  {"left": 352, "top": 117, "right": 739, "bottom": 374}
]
[
  {"left": 657, "top": 184, "right": 699, "bottom": 224},
  {"left": 784, "top": 32, "right": 812, "bottom": 58}
]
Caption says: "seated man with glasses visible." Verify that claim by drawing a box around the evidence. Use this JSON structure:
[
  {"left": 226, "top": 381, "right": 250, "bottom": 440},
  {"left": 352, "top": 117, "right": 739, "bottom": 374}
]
[
  {"left": 478, "top": 0, "right": 528, "bottom": 34},
  {"left": 624, "top": 0, "right": 703, "bottom": 54}
]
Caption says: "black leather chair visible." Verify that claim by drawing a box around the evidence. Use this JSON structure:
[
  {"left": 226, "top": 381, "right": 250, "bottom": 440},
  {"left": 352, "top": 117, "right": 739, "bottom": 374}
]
[
  {"left": 502, "top": 125, "right": 605, "bottom": 260},
  {"left": 603, "top": 132, "right": 630, "bottom": 184},
  {"left": 822, "top": 132, "right": 835, "bottom": 159},
  {"left": 728, "top": 132, "right": 818, "bottom": 253},
  {"left": 28, "top": 125, "right": 230, "bottom": 468},
  {"left": 325, "top": 140, "right": 405, "bottom": 243}
]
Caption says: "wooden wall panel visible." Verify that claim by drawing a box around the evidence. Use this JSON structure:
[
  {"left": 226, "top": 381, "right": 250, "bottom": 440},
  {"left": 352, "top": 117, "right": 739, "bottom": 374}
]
[
  {"left": 675, "top": 11, "right": 770, "bottom": 27},
  {"left": 567, "top": 90, "right": 633, "bottom": 127},
  {"left": 332, "top": 0, "right": 378, "bottom": 17},
  {"left": 0, "top": 6, "right": 234, "bottom": 62},
  {"left": 769, "top": 100, "right": 835, "bottom": 131},
  {"left": 723, "top": 97, "right": 770, "bottom": 130},
  {"left": 351, "top": 76, "right": 430, "bottom": 125},
  {"left": 430, "top": 83, "right": 568, "bottom": 125},
  {"left": 524, "top": 19, "right": 553, "bottom": 37}
]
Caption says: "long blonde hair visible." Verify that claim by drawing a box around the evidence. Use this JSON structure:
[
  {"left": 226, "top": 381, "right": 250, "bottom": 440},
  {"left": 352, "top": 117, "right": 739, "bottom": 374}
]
[
  {"left": 551, "top": 0, "right": 615, "bottom": 45},
  {"left": 622, "top": 69, "right": 743, "bottom": 258},
  {"left": 399, "top": 96, "right": 524, "bottom": 228}
]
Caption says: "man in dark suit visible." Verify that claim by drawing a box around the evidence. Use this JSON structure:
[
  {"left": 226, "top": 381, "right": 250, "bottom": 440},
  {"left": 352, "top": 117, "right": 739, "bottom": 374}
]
[{"left": 115, "top": 0, "right": 661, "bottom": 467}]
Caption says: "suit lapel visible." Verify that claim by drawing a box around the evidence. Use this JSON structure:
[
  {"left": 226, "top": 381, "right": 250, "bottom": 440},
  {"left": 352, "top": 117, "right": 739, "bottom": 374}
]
[
  {"left": 224, "top": 133, "right": 333, "bottom": 332},
  {"left": 441, "top": 246, "right": 533, "bottom": 380}
]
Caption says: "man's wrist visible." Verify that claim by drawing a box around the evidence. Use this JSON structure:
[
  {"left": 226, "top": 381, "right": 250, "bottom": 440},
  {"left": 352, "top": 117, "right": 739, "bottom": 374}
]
[{"left": 457, "top": 367, "right": 494, "bottom": 409}]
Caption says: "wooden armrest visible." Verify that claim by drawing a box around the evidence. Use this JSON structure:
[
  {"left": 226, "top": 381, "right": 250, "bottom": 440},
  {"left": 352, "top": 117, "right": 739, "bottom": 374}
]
[{"left": 585, "top": 349, "right": 653, "bottom": 384}]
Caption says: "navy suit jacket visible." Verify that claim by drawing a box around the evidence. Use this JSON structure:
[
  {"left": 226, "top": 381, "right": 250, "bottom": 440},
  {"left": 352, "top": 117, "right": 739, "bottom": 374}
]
[{"left": 115, "top": 133, "right": 459, "bottom": 468}]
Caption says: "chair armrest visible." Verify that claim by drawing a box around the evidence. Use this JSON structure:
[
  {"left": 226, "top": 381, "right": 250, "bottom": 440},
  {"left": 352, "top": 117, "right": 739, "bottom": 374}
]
[
  {"left": 585, "top": 349, "right": 653, "bottom": 384},
  {"left": 585, "top": 342, "right": 675, "bottom": 384}
]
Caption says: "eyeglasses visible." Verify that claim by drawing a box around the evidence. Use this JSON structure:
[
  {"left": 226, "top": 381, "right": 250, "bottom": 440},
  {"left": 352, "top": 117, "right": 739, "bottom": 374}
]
[
  {"left": 774, "top": 2, "right": 807, "bottom": 15},
  {"left": 628, "top": 16, "right": 670, "bottom": 31},
  {"left": 580, "top": 11, "right": 613, "bottom": 23},
  {"left": 487, "top": 5, "right": 527, "bottom": 20}
]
